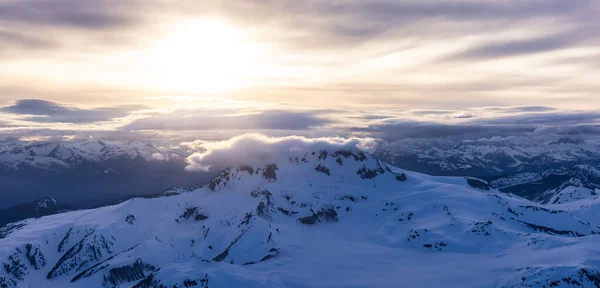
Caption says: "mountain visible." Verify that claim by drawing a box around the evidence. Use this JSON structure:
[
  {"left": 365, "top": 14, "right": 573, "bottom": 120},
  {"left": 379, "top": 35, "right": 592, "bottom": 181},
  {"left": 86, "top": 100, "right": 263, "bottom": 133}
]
[
  {"left": 0, "top": 141, "right": 214, "bottom": 210},
  {"left": 0, "top": 141, "right": 160, "bottom": 170},
  {"left": 374, "top": 138, "right": 600, "bottom": 178},
  {"left": 374, "top": 138, "right": 600, "bottom": 203},
  {"left": 1, "top": 149, "right": 600, "bottom": 287},
  {"left": 495, "top": 165, "right": 600, "bottom": 204}
]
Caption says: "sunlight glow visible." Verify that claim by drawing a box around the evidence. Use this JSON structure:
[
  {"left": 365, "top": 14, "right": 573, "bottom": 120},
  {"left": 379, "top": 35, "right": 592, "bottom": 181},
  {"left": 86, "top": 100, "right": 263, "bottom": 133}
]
[{"left": 147, "top": 19, "right": 264, "bottom": 94}]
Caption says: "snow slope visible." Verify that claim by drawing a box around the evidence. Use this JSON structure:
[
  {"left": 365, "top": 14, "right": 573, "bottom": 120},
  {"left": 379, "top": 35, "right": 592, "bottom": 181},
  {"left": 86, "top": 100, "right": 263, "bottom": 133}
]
[{"left": 1, "top": 149, "right": 600, "bottom": 287}]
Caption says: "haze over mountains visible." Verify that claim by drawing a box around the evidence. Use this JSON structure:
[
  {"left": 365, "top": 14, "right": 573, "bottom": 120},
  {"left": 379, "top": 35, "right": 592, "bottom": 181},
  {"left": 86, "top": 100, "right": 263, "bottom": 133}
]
[
  {"left": 0, "top": 140, "right": 214, "bottom": 221},
  {"left": 3, "top": 136, "right": 599, "bottom": 208},
  {"left": 375, "top": 137, "right": 600, "bottom": 204}
]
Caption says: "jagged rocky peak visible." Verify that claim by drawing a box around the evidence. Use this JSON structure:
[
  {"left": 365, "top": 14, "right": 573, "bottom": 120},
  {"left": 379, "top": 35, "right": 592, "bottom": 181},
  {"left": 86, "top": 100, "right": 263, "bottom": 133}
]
[{"left": 205, "top": 149, "right": 410, "bottom": 192}]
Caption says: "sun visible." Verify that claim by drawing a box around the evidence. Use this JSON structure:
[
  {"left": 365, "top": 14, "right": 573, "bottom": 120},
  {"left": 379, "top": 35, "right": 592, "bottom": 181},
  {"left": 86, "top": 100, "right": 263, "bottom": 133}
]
[{"left": 147, "top": 19, "right": 263, "bottom": 94}]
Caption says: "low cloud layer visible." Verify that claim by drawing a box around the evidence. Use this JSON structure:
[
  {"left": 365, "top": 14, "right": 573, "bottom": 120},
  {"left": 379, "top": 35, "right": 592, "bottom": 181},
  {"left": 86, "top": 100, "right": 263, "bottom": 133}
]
[
  {"left": 1, "top": 98, "right": 600, "bottom": 148},
  {"left": 353, "top": 122, "right": 537, "bottom": 141},
  {"left": 0, "top": 0, "right": 137, "bottom": 29},
  {"left": 0, "top": 99, "right": 144, "bottom": 123},
  {"left": 184, "top": 134, "right": 375, "bottom": 171},
  {"left": 122, "top": 109, "right": 331, "bottom": 131}
]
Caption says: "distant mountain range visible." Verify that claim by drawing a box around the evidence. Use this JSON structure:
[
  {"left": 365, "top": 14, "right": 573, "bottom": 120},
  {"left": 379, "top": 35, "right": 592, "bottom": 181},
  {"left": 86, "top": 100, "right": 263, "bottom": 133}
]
[
  {"left": 3, "top": 138, "right": 600, "bottom": 230},
  {"left": 374, "top": 138, "right": 600, "bottom": 204},
  {"left": 495, "top": 165, "right": 600, "bottom": 204},
  {"left": 0, "top": 141, "right": 214, "bottom": 210},
  {"left": 2, "top": 148, "right": 599, "bottom": 287},
  {"left": 0, "top": 141, "right": 163, "bottom": 171}
]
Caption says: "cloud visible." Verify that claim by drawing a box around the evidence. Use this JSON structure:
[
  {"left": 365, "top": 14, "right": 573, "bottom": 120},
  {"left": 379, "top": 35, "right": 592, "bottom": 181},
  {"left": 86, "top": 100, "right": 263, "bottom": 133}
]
[
  {"left": 454, "top": 114, "right": 475, "bottom": 119},
  {"left": 0, "top": 0, "right": 152, "bottom": 64},
  {"left": 483, "top": 106, "right": 557, "bottom": 113},
  {"left": 151, "top": 152, "right": 181, "bottom": 162},
  {"left": 352, "top": 122, "right": 536, "bottom": 141},
  {"left": 184, "top": 133, "right": 375, "bottom": 171},
  {"left": 1, "top": 0, "right": 599, "bottom": 111},
  {"left": 450, "top": 32, "right": 582, "bottom": 60},
  {"left": 0, "top": 30, "right": 56, "bottom": 51},
  {"left": 0, "top": 94, "right": 599, "bottom": 155},
  {"left": 121, "top": 109, "right": 331, "bottom": 131},
  {"left": 468, "top": 111, "right": 600, "bottom": 125},
  {"left": 216, "top": 0, "right": 599, "bottom": 62},
  {"left": 228, "top": 0, "right": 586, "bottom": 40},
  {"left": 0, "top": 128, "right": 173, "bottom": 143},
  {"left": 349, "top": 107, "right": 600, "bottom": 142},
  {"left": 0, "top": 0, "right": 138, "bottom": 29},
  {"left": 410, "top": 110, "right": 456, "bottom": 116},
  {"left": 532, "top": 124, "right": 600, "bottom": 136},
  {"left": 477, "top": 136, "right": 518, "bottom": 142},
  {"left": 0, "top": 98, "right": 347, "bottom": 144},
  {"left": 405, "top": 107, "right": 555, "bottom": 120},
  {"left": 0, "top": 99, "right": 144, "bottom": 123}
]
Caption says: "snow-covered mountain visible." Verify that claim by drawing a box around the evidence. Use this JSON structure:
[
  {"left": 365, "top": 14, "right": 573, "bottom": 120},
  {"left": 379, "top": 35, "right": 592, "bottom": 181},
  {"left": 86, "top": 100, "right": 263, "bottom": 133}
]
[
  {"left": 0, "top": 141, "right": 178, "bottom": 171},
  {"left": 2, "top": 149, "right": 600, "bottom": 287},
  {"left": 375, "top": 138, "right": 600, "bottom": 177},
  {"left": 374, "top": 138, "right": 600, "bottom": 204},
  {"left": 0, "top": 141, "right": 213, "bottom": 210},
  {"left": 495, "top": 165, "right": 600, "bottom": 205}
]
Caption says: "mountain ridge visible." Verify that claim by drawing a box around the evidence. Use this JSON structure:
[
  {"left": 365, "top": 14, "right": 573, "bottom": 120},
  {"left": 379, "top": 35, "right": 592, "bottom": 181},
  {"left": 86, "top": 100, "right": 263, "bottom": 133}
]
[
  {"left": 0, "top": 141, "right": 213, "bottom": 210},
  {"left": 2, "top": 148, "right": 600, "bottom": 287}
]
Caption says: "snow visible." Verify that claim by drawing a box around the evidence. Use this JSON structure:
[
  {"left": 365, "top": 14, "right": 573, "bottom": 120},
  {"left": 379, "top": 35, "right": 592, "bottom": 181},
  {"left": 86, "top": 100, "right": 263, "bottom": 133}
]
[
  {"left": 376, "top": 139, "right": 600, "bottom": 175},
  {"left": 0, "top": 141, "right": 183, "bottom": 171},
  {"left": 537, "top": 186, "right": 599, "bottom": 205},
  {"left": 1, "top": 150, "right": 600, "bottom": 287}
]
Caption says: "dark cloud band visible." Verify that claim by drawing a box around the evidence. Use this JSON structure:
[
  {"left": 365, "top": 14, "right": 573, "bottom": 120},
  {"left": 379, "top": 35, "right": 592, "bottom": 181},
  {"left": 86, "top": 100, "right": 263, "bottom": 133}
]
[
  {"left": 0, "top": 99, "right": 144, "bottom": 123},
  {"left": 121, "top": 109, "right": 331, "bottom": 131}
]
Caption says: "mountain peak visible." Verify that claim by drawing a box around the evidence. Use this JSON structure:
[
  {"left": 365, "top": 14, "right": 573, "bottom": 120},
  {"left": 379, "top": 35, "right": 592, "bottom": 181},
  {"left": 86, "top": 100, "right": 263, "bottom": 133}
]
[
  {"left": 204, "top": 149, "right": 408, "bottom": 193},
  {"left": 2, "top": 152, "right": 600, "bottom": 287}
]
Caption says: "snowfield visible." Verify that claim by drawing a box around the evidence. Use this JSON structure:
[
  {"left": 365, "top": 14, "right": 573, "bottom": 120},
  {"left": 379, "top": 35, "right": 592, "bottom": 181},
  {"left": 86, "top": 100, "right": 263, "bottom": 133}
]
[{"left": 1, "top": 149, "right": 600, "bottom": 287}]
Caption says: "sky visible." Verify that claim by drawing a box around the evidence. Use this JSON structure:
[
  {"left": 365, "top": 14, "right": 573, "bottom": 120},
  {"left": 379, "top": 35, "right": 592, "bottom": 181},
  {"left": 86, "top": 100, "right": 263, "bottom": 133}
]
[{"left": 1, "top": 0, "right": 600, "bottom": 143}]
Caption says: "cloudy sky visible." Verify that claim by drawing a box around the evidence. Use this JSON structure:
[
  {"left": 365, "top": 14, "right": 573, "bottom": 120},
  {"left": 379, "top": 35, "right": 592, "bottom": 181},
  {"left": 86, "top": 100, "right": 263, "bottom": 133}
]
[{"left": 1, "top": 0, "right": 599, "bottom": 142}]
